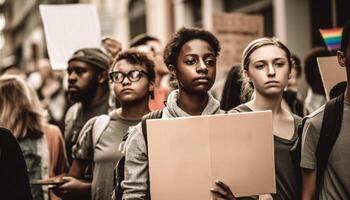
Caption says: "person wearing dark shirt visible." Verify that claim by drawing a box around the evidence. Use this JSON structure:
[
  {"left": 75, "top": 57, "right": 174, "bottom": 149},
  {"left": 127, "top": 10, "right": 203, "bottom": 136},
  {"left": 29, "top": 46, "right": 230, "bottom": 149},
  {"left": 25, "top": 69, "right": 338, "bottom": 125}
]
[{"left": 0, "top": 127, "right": 32, "bottom": 200}]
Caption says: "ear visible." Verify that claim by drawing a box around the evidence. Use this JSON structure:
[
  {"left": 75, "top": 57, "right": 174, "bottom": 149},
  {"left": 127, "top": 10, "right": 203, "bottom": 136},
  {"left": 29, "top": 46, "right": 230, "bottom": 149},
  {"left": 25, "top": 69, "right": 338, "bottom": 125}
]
[
  {"left": 337, "top": 50, "right": 346, "bottom": 68},
  {"left": 98, "top": 70, "right": 109, "bottom": 84}
]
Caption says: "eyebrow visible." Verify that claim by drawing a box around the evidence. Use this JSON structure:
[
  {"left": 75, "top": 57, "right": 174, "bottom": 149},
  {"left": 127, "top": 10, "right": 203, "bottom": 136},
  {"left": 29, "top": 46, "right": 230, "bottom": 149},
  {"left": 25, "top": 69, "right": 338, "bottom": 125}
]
[
  {"left": 183, "top": 52, "right": 215, "bottom": 57},
  {"left": 253, "top": 57, "right": 286, "bottom": 63}
]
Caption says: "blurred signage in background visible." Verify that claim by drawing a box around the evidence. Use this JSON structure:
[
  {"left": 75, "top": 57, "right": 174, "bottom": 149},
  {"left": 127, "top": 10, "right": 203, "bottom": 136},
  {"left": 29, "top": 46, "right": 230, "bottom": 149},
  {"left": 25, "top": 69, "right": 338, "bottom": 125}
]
[{"left": 212, "top": 13, "right": 264, "bottom": 68}]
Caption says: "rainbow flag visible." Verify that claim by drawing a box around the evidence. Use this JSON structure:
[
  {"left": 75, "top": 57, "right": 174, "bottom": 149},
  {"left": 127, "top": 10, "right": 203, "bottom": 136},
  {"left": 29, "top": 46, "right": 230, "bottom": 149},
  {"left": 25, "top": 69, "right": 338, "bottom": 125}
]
[{"left": 319, "top": 28, "right": 342, "bottom": 51}]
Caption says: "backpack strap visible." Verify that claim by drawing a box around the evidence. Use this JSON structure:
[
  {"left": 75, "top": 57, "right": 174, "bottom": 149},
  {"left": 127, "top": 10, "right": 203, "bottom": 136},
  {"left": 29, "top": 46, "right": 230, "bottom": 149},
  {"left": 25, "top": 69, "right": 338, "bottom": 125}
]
[
  {"left": 141, "top": 110, "right": 163, "bottom": 149},
  {"left": 92, "top": 114, "right": 111, "bottom": 148},
  {"left": 315, "top": 93, "right": 344, "bottom": 198}
]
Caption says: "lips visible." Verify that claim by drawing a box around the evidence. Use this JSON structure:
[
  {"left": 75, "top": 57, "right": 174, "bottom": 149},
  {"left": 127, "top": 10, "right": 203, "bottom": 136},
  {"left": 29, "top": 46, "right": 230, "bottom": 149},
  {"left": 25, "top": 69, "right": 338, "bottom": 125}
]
[
  {"left": 193, "top": 76, "right": 211, "bottom": 83},
  {"left": 68, "top": 85, "right": 79, "bottom": 92},
  {"left": 120, "top": 88, "right": 134, "bottom": 93},
  {"left": 265, "top": 80, "right": 279, "bottom": 84}
]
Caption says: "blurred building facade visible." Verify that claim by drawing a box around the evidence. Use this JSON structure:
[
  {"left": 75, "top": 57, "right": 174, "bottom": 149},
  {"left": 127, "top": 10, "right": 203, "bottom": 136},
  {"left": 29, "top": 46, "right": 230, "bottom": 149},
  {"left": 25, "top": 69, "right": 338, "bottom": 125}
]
[{"left": 0, "top": 0, "right": 349, "bottom": 72}]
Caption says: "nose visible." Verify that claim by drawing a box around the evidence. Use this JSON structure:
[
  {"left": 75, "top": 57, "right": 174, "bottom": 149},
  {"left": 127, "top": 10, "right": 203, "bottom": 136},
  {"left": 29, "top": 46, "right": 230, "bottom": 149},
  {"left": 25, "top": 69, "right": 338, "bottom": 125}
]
[
  {"left": 121, "top": 76, "right": 131, "bottom": 85},
  {"left": 267, "top": 64, "right": 276, "bottom": 77},
  {"left": 196, "top": 59, "right": 208, "bottom": 74},
  {"left": 68, "top": 72, "right": 77, "bottom": 84}
]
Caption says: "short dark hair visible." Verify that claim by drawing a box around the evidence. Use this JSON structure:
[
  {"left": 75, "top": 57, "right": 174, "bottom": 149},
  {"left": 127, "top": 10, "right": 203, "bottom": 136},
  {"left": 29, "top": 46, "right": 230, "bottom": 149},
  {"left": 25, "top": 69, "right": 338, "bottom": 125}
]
[
  {"left": 163, "top": 27, "right": 221, "bottom": 70},
  {"left": 304, "top": 47, "right": 330, "bottom": 93},
  {"left": 341, "top": 20, "right": 350, "bottom": 52},
  {"left": 129, "top": 34, "right": 159, "bottom": 48},
  {"left": 112, "top": 49, "right": 155, "bottom": 83}
]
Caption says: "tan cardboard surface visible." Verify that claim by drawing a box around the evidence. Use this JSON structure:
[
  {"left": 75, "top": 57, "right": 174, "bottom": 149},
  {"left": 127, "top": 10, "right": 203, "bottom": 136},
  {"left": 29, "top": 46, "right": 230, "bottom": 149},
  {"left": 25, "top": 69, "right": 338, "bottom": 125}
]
[
  {"left": 317, "top": 56, "right": 347, "bottom": 100},
  {"left": 147, "top": 111, "right": 275, "bottom": 199}
]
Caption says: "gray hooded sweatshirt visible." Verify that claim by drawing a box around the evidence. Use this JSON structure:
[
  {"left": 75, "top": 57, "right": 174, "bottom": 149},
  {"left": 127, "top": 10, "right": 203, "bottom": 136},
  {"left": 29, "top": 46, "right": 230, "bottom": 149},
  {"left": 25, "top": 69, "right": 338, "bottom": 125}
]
[{"left": 121, "top": 89, "right": 222, "bottom": 200}]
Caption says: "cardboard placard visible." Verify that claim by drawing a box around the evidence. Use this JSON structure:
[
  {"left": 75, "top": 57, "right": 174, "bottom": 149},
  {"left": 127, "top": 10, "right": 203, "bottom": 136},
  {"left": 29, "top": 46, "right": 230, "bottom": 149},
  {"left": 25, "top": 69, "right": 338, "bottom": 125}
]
[
  {"left": 40, "top": 4, "right": 101, "bottom": 70},
  {"left": 317, "top": 56, "right": 347, "bottom": 100},
  {"left": 147, "top": 111, "right": 275, "bottom": 199},
  {"left": 212, "top": 13, "right": 264, "bottom": 68}
]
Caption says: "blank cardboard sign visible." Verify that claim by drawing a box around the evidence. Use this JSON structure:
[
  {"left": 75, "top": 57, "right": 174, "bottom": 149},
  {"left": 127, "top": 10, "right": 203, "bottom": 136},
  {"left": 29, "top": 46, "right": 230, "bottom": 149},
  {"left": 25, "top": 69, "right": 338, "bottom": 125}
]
[
  {"left": 147, "top": 111, "right": 275, "bottom": 199},
  {"left": 40, "top": 4, "right": 101, "bottom": 70},
  {"left": 317, "top": 56, "right": 347, "bottom": 100}
]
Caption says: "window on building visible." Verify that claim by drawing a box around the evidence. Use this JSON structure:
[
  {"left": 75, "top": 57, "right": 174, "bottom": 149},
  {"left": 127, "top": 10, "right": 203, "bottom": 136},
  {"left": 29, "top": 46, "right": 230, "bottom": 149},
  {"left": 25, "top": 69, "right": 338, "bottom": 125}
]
[
  {"left": 129, "top": 0, "right": 147, "bottom": 40},
  {"left": 223, "top": 0, "right": 273, "bottom": 37}
]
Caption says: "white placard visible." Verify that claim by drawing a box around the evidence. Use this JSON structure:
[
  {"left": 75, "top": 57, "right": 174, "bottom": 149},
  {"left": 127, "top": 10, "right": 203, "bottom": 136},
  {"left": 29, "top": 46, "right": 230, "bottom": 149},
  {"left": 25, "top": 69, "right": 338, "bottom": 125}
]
[{"left": 40, "top": 4, "right": 101, "bottom": 70}]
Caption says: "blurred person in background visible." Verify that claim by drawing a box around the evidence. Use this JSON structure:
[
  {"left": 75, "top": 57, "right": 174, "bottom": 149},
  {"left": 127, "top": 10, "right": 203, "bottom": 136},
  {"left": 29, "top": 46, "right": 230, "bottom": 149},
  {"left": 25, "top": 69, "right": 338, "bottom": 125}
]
[
  {"left": 303, "top": 47, "right": 331, "bottom": 114},
  {"left": 130, "top": 34, "right": 172, "bottom": 110},
  {"left": 35, "top": 59, "right": 67, "bottom": 131},
  {"left": 220, "top": 64, "right": 248, "bottom": 111},
  {"left": 0, "top": 75, "right": 68, "bottom": 200},
  {"left": 282, "top": 54, "right": 304, "bottom": 117}
]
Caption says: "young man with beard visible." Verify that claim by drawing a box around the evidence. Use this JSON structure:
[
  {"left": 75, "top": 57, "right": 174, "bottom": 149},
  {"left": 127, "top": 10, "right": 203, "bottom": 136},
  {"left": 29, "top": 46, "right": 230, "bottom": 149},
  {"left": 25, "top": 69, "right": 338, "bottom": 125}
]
[{"left": 64, "top": 48, "right": 112, "bottom": 165}]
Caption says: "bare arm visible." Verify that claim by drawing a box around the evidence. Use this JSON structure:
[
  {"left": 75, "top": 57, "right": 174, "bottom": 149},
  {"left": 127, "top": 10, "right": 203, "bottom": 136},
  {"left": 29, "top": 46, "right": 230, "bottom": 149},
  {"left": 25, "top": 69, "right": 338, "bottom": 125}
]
[{"left": 301, "top": 168, "right": 316, "bottom": 200}]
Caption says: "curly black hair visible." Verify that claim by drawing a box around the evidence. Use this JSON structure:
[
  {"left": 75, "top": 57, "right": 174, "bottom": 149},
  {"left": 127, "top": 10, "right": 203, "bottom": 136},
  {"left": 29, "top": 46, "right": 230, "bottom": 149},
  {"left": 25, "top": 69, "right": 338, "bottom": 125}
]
[
  {"left": 111, "top": 49, "right": 155, "bottom": 83},
  {"left": 163, "top": 27, "right": 221, "bottom": 70}
]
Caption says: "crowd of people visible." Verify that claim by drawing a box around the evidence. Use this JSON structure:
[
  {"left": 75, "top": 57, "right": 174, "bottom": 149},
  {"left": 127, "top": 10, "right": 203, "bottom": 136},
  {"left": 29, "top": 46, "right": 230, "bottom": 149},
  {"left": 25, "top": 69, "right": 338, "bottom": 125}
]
[{"left": 0, "top": 19, "right": 349, "bottom": 200}]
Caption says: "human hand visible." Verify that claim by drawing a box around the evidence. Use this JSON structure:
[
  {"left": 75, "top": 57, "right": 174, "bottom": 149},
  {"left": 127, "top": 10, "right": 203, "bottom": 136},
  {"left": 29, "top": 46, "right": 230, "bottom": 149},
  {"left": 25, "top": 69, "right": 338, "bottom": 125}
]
[
  {"left": 211, "top": 180, "right": 237, "bottom": 200},
  {"left": 51, "top": 176, "right": 90, "bottom": 200},
  {"left": 102, "top": 36, "right": 122, "bottom": 58}
]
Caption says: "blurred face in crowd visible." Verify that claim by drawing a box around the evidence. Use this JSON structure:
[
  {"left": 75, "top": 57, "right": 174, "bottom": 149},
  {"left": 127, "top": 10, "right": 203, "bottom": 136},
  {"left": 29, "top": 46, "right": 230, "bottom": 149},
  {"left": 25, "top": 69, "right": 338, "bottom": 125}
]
[
  {"left": 67, "top": 60, "right": 100, "bottom": 102},
  {"left": 173, "top": 39, "right": 217, "bottom": 95},
  {"left": 146, "top": 40, "right": 169, "bottom": 76},
  {"left": 246, "top": 45, "right": 290, "bottom": 97},
  {"left": 287, "top": 67, "right": 299, "bottom": 91},
  {"left": 110, "top": 59, "right": 152, "bottom": 105}
]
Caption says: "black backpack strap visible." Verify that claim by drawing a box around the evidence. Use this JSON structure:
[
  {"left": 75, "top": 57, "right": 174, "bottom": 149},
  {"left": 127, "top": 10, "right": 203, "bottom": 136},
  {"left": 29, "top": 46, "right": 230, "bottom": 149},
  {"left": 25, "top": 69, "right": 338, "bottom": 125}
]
[
  {"left": 315, "top": 93, "right": 344, "bottom": 198},
  {"left": 141, "top": 110, "right": 163, "bottom": 149}
]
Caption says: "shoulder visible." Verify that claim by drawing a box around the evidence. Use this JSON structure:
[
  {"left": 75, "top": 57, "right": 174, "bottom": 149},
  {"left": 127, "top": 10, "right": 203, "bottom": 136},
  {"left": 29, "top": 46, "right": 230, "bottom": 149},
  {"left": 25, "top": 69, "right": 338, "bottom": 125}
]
[
  {"left": 0, "top": 127, "right": 17, "bottom": 145},
  {"left": 228, "top": 104, "right": 251, "bottom": 113},
  {"left": 42, "top": 124, "right": 61, "bottom": 135},
  {"left": 291, "top": 113, "right": 302, "bottom": 126},
  {"left": 304, "top": 104, "right": 325, "bottom": 131},
  {"left": 124, "top": 123, "right": 145, "bottom": 152},
  {"left": 65, "top": 103, "right": 81, "bottom": 120}
]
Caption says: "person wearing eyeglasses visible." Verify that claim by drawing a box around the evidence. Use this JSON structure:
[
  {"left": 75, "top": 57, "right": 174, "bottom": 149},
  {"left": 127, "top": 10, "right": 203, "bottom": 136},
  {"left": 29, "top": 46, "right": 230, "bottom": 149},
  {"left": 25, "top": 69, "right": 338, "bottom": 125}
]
[{"left": 53, "top": 50, "right": 155, "bottom": 200}]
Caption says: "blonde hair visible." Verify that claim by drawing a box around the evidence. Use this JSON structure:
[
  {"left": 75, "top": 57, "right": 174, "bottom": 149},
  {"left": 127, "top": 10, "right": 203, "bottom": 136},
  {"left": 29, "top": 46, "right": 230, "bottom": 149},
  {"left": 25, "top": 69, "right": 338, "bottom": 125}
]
[
  {"left": 0, "top": 75, "right": 44, "bottom": 139},
  {"left": 240, "top": 37, "right": 292, "bottom": 100}
]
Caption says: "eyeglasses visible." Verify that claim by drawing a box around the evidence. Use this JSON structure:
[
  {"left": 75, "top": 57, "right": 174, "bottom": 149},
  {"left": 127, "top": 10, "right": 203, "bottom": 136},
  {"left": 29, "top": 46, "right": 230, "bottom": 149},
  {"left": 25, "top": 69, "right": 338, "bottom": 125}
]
[{"left": 109, "top": 70, "right": 148, "bottom": 83}]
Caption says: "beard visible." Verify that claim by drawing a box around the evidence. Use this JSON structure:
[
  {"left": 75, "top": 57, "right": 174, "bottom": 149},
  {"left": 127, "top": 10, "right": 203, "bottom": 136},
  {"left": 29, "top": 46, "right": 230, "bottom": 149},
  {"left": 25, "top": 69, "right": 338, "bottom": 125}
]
[{"left": 68, "top": 80, "right": 99, "bottom": 103}]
